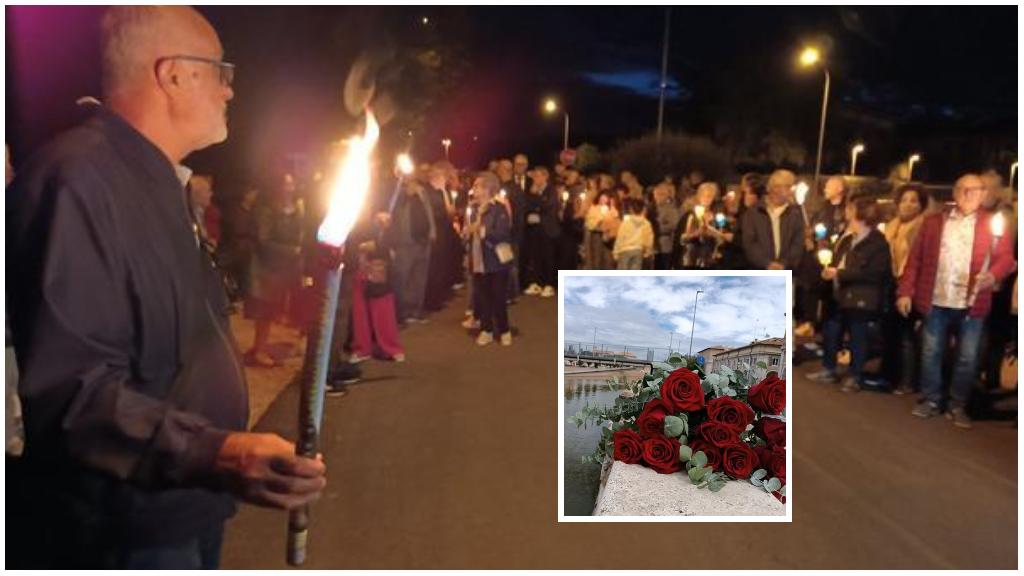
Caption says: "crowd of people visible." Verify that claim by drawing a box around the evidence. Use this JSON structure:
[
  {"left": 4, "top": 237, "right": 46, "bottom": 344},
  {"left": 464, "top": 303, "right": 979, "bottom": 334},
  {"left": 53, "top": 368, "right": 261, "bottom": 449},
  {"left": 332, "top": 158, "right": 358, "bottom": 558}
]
[{"left": 201, "top": 149, "right": 1017, "bottom": 431}]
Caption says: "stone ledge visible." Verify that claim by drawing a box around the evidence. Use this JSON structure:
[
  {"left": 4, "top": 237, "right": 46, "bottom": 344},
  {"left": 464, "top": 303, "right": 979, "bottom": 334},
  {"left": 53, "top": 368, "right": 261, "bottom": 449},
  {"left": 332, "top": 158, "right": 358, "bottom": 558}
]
[{"left": 593, "top": 460, "right": 786, "bottom": 517}]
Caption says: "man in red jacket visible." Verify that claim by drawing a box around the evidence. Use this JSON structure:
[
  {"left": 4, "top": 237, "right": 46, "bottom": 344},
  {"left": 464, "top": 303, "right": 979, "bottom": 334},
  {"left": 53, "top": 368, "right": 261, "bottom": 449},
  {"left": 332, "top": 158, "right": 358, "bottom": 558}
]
[{"left": 897, "top": 173, "right": 1016, "bottom": 428}]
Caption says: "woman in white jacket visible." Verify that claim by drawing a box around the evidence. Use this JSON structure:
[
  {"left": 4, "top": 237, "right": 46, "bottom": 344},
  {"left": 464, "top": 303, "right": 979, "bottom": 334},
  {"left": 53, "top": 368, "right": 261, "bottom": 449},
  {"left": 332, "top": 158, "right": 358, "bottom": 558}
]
[{"left": 613, "top": 198, "right": 654, "bottom": 270}]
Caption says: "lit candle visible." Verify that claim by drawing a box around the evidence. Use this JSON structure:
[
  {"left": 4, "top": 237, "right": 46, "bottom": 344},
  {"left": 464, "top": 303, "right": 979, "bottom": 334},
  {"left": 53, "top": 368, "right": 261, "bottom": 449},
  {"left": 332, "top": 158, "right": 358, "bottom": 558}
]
[
  {"left": 794, "top": 182, "right": 809, "bottom": 206},
  {"left": 876, "top": 222, "right": 886, "bottom": 233},
  {"left": 817, "top": 248, "right": 833, "bottom": 267},
  {"left": 968, "top": 212, "right": 1005, "bottom": 306},
  {"left": 830, "top": 234, "right": 839, "bottom": 245},
  {"left": 715, "top": 212, "right": 726, "bottom": 228},
  {"left": 290, "top": 109, "right": 379, "bottom": 566},
  {"left": 562, "top": 191, "right": 570, "bottom": 203},
  {"left": 388, "top": 153, "right": 415, "bottom": 213},
  {"left": 814, "top": 223, "right": 827, "bottom": 240},
  {"left": 451, "top": 190, "right": 459, "bottom": 203},
  {"left": 693, "top": 204, "right": 706, "bottom": 221},
  {"left": 499, "top": 189, "right": 507, "bottom": 200},
  {"left": 992, "top": 212, "right": 1005, "bottom": 239},
  {"left": 600, "top": 204, "right": 609, "bottom": 216}
]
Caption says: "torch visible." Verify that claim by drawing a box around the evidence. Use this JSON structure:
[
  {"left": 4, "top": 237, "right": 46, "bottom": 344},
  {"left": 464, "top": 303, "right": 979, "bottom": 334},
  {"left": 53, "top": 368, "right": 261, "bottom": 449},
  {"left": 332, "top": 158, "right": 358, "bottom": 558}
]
[
  {"left": 714, "top": 212, "right": 727, "bottom": 229},
  {"left": 813, "top": 222, "right": 827, "bottom": 242},
  {"left": 387, "top": 152, "right": 415, "bottom": 214},
  {"left": 794, "top": 181, "right": 810, "bottom": 225},
  {"left": 968, "top": 212, "right": 1005, "bottom": 306},
  {"left": 287, "top": 110, "right": 380, "bottom": 566},
  {"left": 817, "top": 248, "right": 833, "bottom": 267}
]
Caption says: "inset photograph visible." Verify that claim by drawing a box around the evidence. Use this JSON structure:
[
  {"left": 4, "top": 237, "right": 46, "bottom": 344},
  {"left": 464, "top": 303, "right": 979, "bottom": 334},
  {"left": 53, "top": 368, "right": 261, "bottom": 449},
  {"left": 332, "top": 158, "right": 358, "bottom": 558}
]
[{"left": 559, "top": 271, "right": 791, "bottom": 521}]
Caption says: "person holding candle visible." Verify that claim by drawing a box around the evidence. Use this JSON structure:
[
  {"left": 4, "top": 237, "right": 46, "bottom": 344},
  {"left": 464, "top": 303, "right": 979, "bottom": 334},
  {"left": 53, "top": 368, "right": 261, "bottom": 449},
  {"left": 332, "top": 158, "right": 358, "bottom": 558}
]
[
  {"left": 584, "top": 191, "right": 617, "bottom": 269},
  {"left": 671, "top": 181, "right": 720, "bottom": 269},
  {"left": 650, "top": 182, "right": 682, "bottom": 270},
  {"left": 796, "top": 176, "right": 849, "bottom": 337},
  {"left": 741, "top": 169, "right": 806, "bottom": 271},
  {"left": 467, "top": 172, "right": 514, "bottom": 346},
  {"left": 423, "top": 164, "right": 459, "bottom": 313},
  {"left": 6, "top": 7, "right": 325, "bottom": 568},
  {"left": 613, "top": 198, "right": 655, "bottom": 269},
  {"left": 881, "top": 184, "right": 929, "bottom": 395},
  {"left": 807, "top": 195, "right": 893, "bottom": 392},
  {"left": 520, "top": 166, "right": 560, "bottom": 298},
  {"left": 898, "top": 174, "right": 1017, "bottom": 428},
  {"left": 387, "top": 177, "right": 436, "bottom": 325}
]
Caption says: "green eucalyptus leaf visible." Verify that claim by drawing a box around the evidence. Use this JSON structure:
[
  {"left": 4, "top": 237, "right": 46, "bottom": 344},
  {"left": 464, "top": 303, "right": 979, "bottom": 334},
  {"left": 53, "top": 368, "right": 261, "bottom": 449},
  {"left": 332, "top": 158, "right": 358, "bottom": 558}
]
[
  {"left": 764, "top": 477, "right": 782, "bottom": 493},
  {"left": 652, "top": 361, "right": 676, "bottom": 372},
  {"left": 781, "top": 486, "right": 787, "bottom": 497},
  {"left": 693, "top": 451, "right": 708, "bottom": 468},
  {"left": 679, "top": 444, "right": 693, "bottom": 462},
  {"left": 688, "top": 466, "right": 707, "bottom": 482},
  {"left": 725, "top": 388, "right": 737, "bottom": 397},
  {"left": 708, "top": 478, "right": 727, "bottom": 492},
  {"left": 756, "top": 360, "right": 768, "bottom": 369},
  {"left": 751, "top": 469, "right": 768, "bottom": 484},
  {"left": 664, "top": 415, "right": 684, "bottom": 438}
]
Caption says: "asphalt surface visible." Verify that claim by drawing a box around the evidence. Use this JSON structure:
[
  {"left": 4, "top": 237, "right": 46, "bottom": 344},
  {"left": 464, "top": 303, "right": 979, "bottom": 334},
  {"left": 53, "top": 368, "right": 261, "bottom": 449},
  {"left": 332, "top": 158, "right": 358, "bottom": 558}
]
[{"left": 221, "top": 292, "right": 1017, "bottom": 569}]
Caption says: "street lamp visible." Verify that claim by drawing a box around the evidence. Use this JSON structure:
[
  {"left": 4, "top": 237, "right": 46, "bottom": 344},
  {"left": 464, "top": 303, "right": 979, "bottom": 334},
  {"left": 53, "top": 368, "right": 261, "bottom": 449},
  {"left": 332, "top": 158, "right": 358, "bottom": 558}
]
[
  {"left": 543, "top": 97, "right": 570, "bottom": 150},
  {"left": 1010, "top": 161, "right": 1018, "bottom": 189},
  {"left": 687, "top": 289, "right": 704, "bottom": 357},
  {"left": 441, "top": 138, "right": 452, "bottom": 160},
  {"left": 907, "top": 153, "right": 921, "bottom": 181},
  {"left": 799, "top": 45, "right": 831, "bottom": 196},
  {"left": 850, "top": 143, "right": 865, "bottom": 176}
]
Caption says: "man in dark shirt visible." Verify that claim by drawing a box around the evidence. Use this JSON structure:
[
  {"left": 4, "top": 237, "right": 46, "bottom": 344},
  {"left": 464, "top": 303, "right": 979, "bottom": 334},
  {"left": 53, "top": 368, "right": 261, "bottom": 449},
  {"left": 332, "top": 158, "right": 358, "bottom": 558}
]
[
  {"left": 6, "top": 6, "right": 325, "bottom": 568},
  {"left": 741, "top": 169, "right": 806, "bottom": 270}
]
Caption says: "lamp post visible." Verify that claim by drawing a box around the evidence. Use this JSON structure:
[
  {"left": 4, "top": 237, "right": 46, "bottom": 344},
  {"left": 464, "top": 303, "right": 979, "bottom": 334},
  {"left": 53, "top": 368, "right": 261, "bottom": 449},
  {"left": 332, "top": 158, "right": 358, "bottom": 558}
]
[
  {"left": 907, "top": 154, "right": 921, "bottom": 181},
  {"left": 687, "top": 289, "right": 704, "bottom": 357},
  {"left": 799, "top": 46, "right": 830, "bottom": 195},
  {"left": 441, "top": 138, "right": 451, "bottom": 161},
  {"left": 1010, "top": 161, "right": 1018, "bottom": 189},
  {"left": 543, "top": 98, "right": 570, "bottom": 150},
  {"left": 850, "top": 143, "right": 865, "bottom": 176}
]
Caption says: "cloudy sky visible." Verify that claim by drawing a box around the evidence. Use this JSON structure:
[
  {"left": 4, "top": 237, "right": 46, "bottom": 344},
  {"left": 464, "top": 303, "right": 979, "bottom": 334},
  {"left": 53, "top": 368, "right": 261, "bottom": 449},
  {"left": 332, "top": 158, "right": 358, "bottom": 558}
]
[{"left": 563, "top": 275, "right": 787, "bottom": 356}]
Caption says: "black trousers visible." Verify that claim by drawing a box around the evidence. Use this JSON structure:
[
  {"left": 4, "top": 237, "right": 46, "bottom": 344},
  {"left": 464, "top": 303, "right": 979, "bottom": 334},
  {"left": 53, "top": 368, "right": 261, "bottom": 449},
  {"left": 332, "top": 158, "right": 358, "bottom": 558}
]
[
  {"left": 522, "top": 225, "right": 556, "bottom": 287},
  {"left": 475, "top": 269, "right": 510, "bottom": 335}
]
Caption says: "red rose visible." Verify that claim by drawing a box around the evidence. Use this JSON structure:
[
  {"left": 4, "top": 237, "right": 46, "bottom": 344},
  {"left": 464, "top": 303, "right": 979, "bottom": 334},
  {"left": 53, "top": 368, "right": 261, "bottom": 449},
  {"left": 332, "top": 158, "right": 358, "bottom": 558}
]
[
  {"left": 636, "top": 398, "right": 672, "bottom": 439},
  {"left": 768, "top": 446, "right": 786, "bottom": 484},
  {"left": 642, "top": 436, "right": 683, "bottom": 474},
  {"left": 721, "top": 442, "right": 758, "bottom": 479},
  {"left": 612, "top": 428, "right": 643, "bottom": 465},
  {"left": 688, "top": 439, "right": 722, "bottom": 472},
  {"left": 695, "top": 420, "right": 740, "bottom": 448},
  {"left": 706, "top": 396, "right": 755, "bottom": 432},
  {"left": 754, "top": 417, "right": 786, "bottom": 447},
  {"left": 748, "top": 374, "right": 786, "bottom": 415},
  {"left": 661, "top": 367, "right": 705, "bottom": 413},
  {"left": 753, "top": 445, "right": 772, "bottom": 471}
]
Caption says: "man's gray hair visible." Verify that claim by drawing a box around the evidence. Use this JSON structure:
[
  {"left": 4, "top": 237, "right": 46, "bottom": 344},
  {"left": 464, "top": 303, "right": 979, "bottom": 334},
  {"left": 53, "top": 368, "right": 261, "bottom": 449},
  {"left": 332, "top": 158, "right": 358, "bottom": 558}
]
[
  {"left": 768, "top": 169, "right": 796, "bottom": 189},
  {"left": 476, "top": 171, "right": 500, "bottom": 194},
  {"left": 100, "top": 6, "right": 167, "bottom": 97}
]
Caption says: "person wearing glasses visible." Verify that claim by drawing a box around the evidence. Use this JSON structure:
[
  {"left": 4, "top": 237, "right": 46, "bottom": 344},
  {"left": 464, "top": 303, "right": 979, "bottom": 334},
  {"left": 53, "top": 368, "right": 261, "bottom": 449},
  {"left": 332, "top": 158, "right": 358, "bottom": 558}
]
[
  {"left": 6, "top": 7, "right": 324, "bottom": 568},
  {"left": 897, "top": 174, "right": 1016, "bottom": 428}
]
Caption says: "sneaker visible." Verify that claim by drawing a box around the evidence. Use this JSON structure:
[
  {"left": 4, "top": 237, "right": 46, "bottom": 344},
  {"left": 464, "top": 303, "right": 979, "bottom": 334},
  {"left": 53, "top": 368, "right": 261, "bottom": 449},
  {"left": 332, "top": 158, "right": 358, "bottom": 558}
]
[
  {"left": 524, "top": 283, "right": 542, "bottom": 296},
  {"left": 392, "top": 353, "right": 406, "bottom": 363},
  {"left": 461, "top": 316, "right": 480, "bottom": 330},
  {"left": 407, "top": 316, "right": 430, "bottom": 324},
  {"left": 476, "top": 331, "right": 494, "bottom": 346},
  {"left": 806, "top": 369, "right": 838, "bottom": 384},
  {"left": 892, "top": 384, "right": 915, "bottom": 396},
  {"left": 946, "top": 406, "right": 973, "bottom": 429},
  {"left": 540, "top": 285, "right": 555, "bottom": 298},
  {"left": 348, "top": 353, "right": 370, "bottom": 364},
  {"left": 500, "top": 332, "right": 513, "bottom": 346},
  {"left": 912, "top": 401, "right": 941, "bottom": 419},
  {"left": 326, "top": 382, "right": 349, "bottom": 397},
  {"left": 794, "top": 322, "right": 815, "bottom": 337},
  {"left": 839, "top": 377, "right": 860, "bottom": 393}
]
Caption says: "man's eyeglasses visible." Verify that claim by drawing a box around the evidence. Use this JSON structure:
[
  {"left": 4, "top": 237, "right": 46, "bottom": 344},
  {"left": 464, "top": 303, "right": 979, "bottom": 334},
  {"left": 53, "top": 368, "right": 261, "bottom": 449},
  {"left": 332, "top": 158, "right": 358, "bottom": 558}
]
[{"left": 157, "top": 55, "right": 235, "bottom": 87}]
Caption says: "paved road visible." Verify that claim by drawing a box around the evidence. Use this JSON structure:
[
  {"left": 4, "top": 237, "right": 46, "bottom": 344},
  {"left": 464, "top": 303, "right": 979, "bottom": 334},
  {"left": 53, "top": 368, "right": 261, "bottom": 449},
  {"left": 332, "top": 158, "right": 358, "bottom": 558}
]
[{"left": 221, "top": 293, "right": 1016, "bottom": 569}]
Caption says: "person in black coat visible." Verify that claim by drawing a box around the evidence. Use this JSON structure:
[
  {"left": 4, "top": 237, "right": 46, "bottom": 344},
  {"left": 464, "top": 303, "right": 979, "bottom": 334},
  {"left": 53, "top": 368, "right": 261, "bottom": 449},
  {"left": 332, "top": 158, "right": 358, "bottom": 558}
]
[
  {"left": 741, "top": 169, "right": 806, "bottom": 270},
  {"left": 520, "top": 166, "right": 561, "bottom": 297},
  {"left": 807, "top": 194, "right": 893, "bottom": 392}
]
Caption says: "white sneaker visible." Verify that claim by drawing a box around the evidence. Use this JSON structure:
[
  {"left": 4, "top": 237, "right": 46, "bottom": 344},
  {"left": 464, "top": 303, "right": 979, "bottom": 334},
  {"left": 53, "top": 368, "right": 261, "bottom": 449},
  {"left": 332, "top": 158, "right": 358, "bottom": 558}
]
[
  {"left": 392, "top": 353, "right": 406, "bottom": 363},
  {"left": 476, "top": 331, "right": 494, "bottom": 346},
  {"left": 540, "top": 285, "right": 555, "bottom": 298},
  {"left": 461, "top": 316, "right": 480, "bottom": 329},
  {"left": 348, "top": 353, "right": 370, "bottom": 364},
  {"left": 524, "top": 283, "right": 542, "bottom": 296},
  {"left": 500, "top": 332, "right": 513, "bottom": 346}
]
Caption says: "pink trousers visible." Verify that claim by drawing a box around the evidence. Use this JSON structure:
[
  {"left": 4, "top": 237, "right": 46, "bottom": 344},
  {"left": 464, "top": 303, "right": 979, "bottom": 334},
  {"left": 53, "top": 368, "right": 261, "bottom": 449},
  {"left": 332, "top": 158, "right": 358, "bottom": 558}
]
[{"left": 351, "top": 272, "right": 404, "bottom": 359}]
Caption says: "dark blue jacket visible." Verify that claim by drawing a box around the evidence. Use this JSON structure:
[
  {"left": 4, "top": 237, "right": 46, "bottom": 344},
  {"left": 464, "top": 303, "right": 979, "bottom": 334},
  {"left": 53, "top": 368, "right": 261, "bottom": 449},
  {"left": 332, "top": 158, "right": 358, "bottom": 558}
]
[{"left": 476, "top": 200, "right": 513, "bottom": 273}]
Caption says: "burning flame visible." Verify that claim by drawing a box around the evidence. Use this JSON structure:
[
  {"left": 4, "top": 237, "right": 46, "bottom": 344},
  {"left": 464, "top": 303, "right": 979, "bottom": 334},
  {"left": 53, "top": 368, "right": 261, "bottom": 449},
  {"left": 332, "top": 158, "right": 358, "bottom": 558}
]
[
  {"left": 396, "top": 153, "right": 415, "bottom": 176},
  {"left": 693, "top": 205, "right": 706, "bottom": 221},
  {"left": 794, "top": 182, "right": 809, "bottom": 206},
  {"left": 814, "top": 223, "right": 827, "bottom": 239},
  {"left": 318, "top": 111, "right": 380, "bottom": 247},
  {"left": 992, "top": 212, "right": 1005, "bottom": 238}
]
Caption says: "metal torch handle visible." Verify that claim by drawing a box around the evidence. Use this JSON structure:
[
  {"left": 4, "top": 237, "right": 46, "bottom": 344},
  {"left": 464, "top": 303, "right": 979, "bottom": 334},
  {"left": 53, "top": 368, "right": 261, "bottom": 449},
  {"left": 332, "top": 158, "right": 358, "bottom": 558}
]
[{"left": 287, "top": 259, "right": 343, "bottom": 566}]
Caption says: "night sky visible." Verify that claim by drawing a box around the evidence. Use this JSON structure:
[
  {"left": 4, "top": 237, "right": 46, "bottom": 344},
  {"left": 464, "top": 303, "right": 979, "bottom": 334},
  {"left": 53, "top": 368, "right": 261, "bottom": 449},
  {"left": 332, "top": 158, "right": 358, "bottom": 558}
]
[{"left": 5, "top": 5, "right": 1017, "bottom": 195}]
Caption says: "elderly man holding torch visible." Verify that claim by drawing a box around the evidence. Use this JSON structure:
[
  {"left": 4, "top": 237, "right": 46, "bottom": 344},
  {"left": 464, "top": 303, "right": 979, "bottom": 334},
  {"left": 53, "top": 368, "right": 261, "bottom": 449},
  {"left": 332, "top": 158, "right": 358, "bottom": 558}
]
[
  {"left": 898, "top": 174, "right": 1016, "bottom": 428},
  {"left": 6, "top": 7, "right": 325, "bottom": 568}
]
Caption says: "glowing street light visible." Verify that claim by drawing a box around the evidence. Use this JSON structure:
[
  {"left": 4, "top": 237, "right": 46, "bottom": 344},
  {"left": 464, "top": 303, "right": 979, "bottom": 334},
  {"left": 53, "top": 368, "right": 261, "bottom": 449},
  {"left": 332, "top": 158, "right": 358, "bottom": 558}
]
[
  {"left": 441, "top": 138, "right": 452, "bottom": 160},
  {"left": 850, "top": 143, "right": 865, "bottom": 176},
  {"left": 799, "top": 44, "right": 831, "bottom": 196},
  {"left": 907, "top": 154, "right": 921, "bottom": 181},
  {"left": 542, "top": 97, "right": 570, "bottom": 150},
  {"left": 1010, "top": 161, "right": 1017, "bottom": 188}
]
